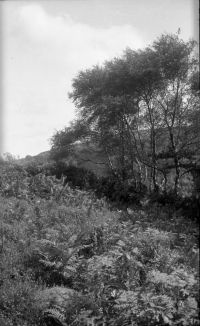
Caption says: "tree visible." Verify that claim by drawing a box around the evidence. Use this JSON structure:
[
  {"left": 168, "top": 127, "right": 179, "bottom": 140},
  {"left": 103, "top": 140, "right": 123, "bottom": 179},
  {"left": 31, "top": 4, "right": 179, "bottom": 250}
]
[
  {"left": 50, "top": 120, "right": 90, "bottom": 161},
  {"left": 151, "top": 35, "right": 199, "bottom": 194},
  {"left": 52, "top": 33, "right": 199, "bottom": 196}
]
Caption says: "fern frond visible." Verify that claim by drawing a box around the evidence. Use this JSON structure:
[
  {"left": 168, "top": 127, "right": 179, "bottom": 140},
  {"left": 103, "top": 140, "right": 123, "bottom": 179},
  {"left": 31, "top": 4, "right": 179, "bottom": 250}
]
[{"left": 43, "top": 306, "right": 67, "bottom": 326}]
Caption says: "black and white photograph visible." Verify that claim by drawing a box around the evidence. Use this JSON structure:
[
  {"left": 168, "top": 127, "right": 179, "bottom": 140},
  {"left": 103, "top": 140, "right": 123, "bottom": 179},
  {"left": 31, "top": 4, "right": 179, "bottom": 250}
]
[{"left": 0, "top": 1, "right": 199, "bottom": 325}]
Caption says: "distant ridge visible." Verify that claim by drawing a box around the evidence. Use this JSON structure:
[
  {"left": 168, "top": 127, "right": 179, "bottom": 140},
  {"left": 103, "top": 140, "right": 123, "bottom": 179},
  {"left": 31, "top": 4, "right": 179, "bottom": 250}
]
[
  {"left": 16, "top": 143, "right": 109, "bottom": 177},
  {"left": 17, "top": 151, "right": 51, "bottom": 165}
]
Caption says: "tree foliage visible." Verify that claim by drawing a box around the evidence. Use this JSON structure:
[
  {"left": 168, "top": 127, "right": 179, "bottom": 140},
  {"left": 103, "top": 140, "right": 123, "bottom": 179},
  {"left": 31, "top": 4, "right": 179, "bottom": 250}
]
[{"left": 51, "top": 33, "right": 199, "bottom": 196}]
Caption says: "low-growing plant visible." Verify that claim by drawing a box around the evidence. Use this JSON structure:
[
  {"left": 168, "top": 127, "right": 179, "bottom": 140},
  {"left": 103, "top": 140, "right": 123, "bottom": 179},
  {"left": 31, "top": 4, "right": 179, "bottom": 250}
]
[{"left": 0, "top": 161, "right": 199, "bottom": 326}]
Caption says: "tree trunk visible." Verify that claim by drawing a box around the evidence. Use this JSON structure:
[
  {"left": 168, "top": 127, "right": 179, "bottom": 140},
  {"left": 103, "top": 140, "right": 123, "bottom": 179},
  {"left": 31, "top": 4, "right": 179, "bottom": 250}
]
[
  {"left": 168, "top": 128, "right": 180, "bottom": 195},
  {"left": 151, "top": 128, "right": 158, "bottom": 192}
]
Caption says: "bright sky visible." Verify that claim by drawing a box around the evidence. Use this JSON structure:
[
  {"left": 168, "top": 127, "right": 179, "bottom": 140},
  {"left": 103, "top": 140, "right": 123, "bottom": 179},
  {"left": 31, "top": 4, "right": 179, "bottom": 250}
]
[{"left": 0, "top": 0, "right": 198, "bottom": 158}]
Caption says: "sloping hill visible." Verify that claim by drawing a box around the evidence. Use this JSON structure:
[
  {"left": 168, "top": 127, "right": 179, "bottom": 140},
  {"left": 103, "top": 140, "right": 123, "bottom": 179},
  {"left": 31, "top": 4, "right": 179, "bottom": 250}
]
[
  {"left": 17, "top": 151, "right": 51, "bottom": 166},
  {"left": 17, "top": 143, "right": 110, "bottom": 177},
  {"left": 69, "top": 142, "right": 109, "bottom": 177}
]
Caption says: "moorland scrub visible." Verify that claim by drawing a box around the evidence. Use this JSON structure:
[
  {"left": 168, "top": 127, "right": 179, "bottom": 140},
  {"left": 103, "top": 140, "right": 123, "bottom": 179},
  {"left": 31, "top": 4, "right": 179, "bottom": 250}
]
[{"left": 0, "top": 33, "right": 199, "bottom": 326}]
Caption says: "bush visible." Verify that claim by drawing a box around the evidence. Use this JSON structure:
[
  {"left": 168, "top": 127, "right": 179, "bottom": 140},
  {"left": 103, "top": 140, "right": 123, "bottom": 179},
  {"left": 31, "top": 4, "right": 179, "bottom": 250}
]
[
  {"left": 40, "top": 162, "right": 98, "bottom": 190},
  {"left": 149, "top": 191, "right": 200, "bottom": 220},
  {"left": 0, "top": 275, "right": 42, "bottom": 326},
  {"left": 95, "top": 176, "right": 147, "bottom": 205}
]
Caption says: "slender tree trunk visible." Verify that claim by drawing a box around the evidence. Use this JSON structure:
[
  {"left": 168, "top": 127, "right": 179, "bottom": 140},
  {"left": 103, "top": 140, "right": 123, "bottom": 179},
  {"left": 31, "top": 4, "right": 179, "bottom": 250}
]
[
  {"left": 146, "top": 99, "right": 158, "bottom": 192},
  {"left": 151, "top": 128, "right": 158, "bottom": 192},
  {"left": 168, "top": 127, "right": 180, "bottom": 195},
  {"left": 119, "top": 118, "right": 126, "bottom": 181}
]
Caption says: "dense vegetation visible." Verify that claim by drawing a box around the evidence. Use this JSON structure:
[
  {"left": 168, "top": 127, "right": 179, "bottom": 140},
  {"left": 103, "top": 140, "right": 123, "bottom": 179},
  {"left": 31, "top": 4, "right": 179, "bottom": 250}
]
[
  {"left": 0, "top": 158, "right": 199, "bottom": 326},
  {"left": 0, "top": 33, "right": 199, "bottom": 325},
  {"left": 51, "top": 33, "right": 200, "bottom": 198}
]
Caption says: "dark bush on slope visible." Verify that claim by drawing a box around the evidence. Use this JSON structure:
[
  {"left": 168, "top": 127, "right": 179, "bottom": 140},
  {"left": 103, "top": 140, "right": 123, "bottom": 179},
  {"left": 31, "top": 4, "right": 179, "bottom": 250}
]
[{"left": 95, "top": 176, "right": 147, "bottom": 205}]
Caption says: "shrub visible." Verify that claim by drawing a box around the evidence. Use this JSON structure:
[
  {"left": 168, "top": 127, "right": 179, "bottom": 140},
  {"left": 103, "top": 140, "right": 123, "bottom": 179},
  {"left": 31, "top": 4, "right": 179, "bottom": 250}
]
[
  {"left": 0, "top": 276, "right": 42, "bottom": 326},
  {"left": 95, "top": 176, "right": 147, "bottom": 205}
]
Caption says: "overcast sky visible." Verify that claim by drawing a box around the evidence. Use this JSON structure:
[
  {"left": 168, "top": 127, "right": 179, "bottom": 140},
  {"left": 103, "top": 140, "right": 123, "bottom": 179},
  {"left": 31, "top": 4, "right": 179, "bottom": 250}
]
[{"left": 0, "top": 0, "right": 198, "bottom": 158}]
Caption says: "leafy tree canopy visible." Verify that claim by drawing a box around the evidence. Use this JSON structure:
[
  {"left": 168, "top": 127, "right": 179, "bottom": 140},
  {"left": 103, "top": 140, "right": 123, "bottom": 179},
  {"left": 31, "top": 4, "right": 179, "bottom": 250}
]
[{"left": 51, "top": 33, "right": 199, "bottom": 195}]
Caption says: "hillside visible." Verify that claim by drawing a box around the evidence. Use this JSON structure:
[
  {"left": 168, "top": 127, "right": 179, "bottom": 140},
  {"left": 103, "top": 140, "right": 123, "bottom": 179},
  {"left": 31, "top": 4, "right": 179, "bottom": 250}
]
[
  {"left": 68, "top": 142, "right": 109, "bottom": 177},
  {"left": 17, "top": 151, "right": 51, "bottom": 166},
  {"left": 17, "top": 143, "right": 110, "bottom": 178}
]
